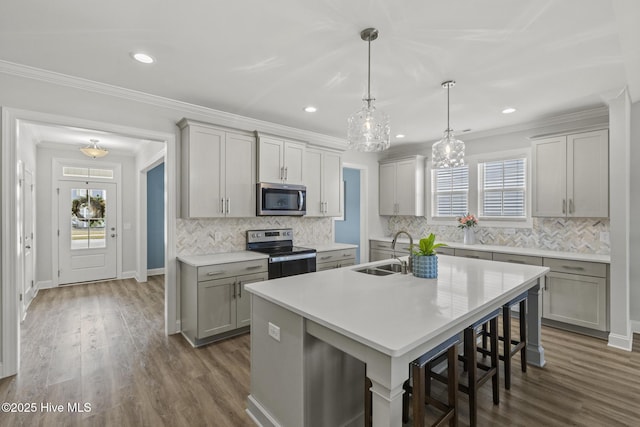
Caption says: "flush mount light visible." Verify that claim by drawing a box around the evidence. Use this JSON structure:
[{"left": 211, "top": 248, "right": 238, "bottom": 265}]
[
  {"left": 502, "top": 107, "right": 516, "bottom": 114},
  {"left": 131, "top": 52, "right": 155, "bottom": 64},
  {"left": 432, "top": 80, "right": 465, "bottom": 168},
  {"left": 304, "top": 106, "right": 317, "bottom": 113},
  {"left": 395, "top": 134, "right": 406, "bottom": 139},
  {"left": 347, "top": 27, "right": 390, "bottom": 152},
  {"left": 80, "top": 139, "right": 109, "bottom": 159}
]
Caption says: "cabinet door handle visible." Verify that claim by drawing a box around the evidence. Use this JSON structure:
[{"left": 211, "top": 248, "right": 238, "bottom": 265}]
[
  {"left": 206, "top": 271, "right": 225, "bottom": 276},
  {"left": 562, "top": 199, "right": 566, "bottom": 214},
  {"left": 221, "top": 198, "right": 225, "bottom": 214},
  {"left": 561, "top": 265, "right": 585, "bottom": 271},
  {"left": 226, "top": 198, "right": 230, "bottom": 214},
  {"left": 237, "top": 282, "right": 242, "bottom": 298},
  {"left": 245, "top": 265, "right": 262, "bottom": 270},
  {"left": 232, "top": 282, "right": 236, "bottom": 299},
  {"left": 569, "top": 199, "right": 574, "bottom": 214},
  {"left": 284, "top": 167, "right": 288, "bottom": 180}
]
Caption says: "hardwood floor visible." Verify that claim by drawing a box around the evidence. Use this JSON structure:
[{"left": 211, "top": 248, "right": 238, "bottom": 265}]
[{"left": 0, "top": 276, "right": 638, "bottom": 426}]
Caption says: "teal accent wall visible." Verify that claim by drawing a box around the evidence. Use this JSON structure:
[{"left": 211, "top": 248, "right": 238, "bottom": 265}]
[
  {"left": 147, "top": 163, "right": 164, "bottom": 269},
  {"left": 335, "top": 168, "right": 360, "bottom": 263}
]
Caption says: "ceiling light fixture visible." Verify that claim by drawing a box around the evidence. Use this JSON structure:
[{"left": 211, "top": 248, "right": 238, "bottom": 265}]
[
  {"left": 131, "top": 52, "right": 155, "bottom": 64},
  {"left": 304, "top": 106, "right": 317, "bottom": 113},
  {"left": 80, "top": 139, "right": 109, "bottom": 159},
  {"left": 347, "top": 27, "right": 390, "bottom": 152},
  {"left": 432, "top": 80, "right": 465, "bottom": 168},
  {"left": 502, "top": 107, "right": 516, "bottom": 114}
]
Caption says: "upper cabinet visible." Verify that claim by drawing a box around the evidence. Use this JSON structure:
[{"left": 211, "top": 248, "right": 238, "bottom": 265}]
[
  {"left": 532, "top": 129, "right": 608, "bottom": 218},
  {"left": 257, "top": 134, "right": 305, "bottom": 185},
  {"left": 304, "top": 148, "right": 342, "bottom": 217},
  {"left": 179, "top": 119, "right": 256, "bottom": 218},
  {"left": 379, "top": 156, "right": 425, "bottom": 216}
]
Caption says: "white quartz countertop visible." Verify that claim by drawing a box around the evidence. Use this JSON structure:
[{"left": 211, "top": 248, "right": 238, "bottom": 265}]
[
  {"left": 370, "top": 236, "right": 610, "bottom": 264},
  {"left": 313, "top": 243, "right": 358, "bottom": 252},
  {"left": 177, "top": 251, "right": 268, "bottom": 267},
  {"left": 246, "top": 256, "right": 549, "bottom": 357}
]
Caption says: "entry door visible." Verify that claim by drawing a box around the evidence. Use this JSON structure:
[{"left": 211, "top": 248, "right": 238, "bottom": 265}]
[{"left": 58, "top": 181, "right": 117, "bottom": 284}]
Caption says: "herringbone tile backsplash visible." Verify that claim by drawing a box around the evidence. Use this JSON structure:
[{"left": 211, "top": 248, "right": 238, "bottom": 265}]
[
  {"left": 176, "top": 217, "right": 333, "bottom": 256},
  {"left": 387, "top": 217, "right": 610, "bottom": 254}
]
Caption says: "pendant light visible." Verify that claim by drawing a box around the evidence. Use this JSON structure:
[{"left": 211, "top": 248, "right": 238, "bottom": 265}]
[
  {"left": 80, "top": 139, "right": 109, "bottom": 159},
  {"left": 347, "top": 27, "right": 390, "bottom": 152},
  {"left": 432, "top": 80, "right": 465, "bottom": 168}
]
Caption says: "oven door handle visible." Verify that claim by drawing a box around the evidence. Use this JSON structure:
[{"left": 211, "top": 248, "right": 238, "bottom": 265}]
[
  {"left": 298, "top": 190, "right": 304, "bottom": 211},
  {"left": 270, "top": 252, "right": 316, "bottom": 263}
]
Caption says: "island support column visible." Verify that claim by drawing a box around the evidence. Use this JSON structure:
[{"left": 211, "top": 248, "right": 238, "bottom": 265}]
[
  {"left": 368, "top": 379, "right": 404, "bottom": 427},
  {"left": 526, "top": 279, "right": 546, "bottom": 367}
]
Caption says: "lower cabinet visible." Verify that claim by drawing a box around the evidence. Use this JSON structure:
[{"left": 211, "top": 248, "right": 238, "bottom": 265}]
[
  {"left": 180, "top": 259, "right": 268, "bottom": 347},
  {"left": 541, "top": 258, "right": 608, "bottom": 332},
  {"left": 369, "top": 240, "right": 411, "bottom": 262},
  {"left": 316, "top": 248, "right": 357, "bottom": 271}
]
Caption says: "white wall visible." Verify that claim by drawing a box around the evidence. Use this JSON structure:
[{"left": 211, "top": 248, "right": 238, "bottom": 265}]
[{"left": 35, "top": 147, "right": 138, "bottom": 283}]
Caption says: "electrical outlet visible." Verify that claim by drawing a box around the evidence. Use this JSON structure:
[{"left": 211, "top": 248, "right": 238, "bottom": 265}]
[
  {"left": 268, "top": 322, "right": 281, "bottom": 342},
  {"left": 504, "top": 228, "right": 516, "bottom": 235},
  {"left": 600, "top": 232, "right": 610, "bottom": 244}
]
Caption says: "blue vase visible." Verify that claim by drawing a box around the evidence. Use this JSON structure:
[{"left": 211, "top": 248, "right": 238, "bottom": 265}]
[{"left": 412, "top": 254, "right": 438, "bottom": 278}]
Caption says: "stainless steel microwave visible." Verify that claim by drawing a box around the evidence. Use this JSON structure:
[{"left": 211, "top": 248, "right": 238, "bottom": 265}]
[{"left": 257, "top": 182, "right": 306, "bottom": 216}]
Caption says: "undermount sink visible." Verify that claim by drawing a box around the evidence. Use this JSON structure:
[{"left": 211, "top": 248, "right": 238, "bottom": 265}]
[{"left": 354, "top": 263, "right": 404, "bottom": 276}]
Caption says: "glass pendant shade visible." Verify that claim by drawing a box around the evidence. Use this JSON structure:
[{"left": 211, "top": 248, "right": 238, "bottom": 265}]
[
  {"left": 432, "top": 129, "right": 465, "bottom": 168},
  {"left": 432, "top": 80, "right": 465, "bottom": 168},
  {"left": 347, "top": 100, "right": 390, "bottom": 152},
  {"left": 80, "top": 139, "right": 109, "bottom": 159},
  {"left": 347, "top": 27, "right": 390, "bottom": 152}
]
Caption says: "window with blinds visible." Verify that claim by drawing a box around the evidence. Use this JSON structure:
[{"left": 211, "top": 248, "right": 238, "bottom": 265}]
[
  {"left": 432, "top": 166, "right": 469, "bottom": 217},
  {"left": 479, "top": 158, "right": 526, "bottom": 217}
]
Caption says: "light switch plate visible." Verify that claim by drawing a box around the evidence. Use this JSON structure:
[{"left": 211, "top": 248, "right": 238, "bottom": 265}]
[
  {"left": 600, "top": 232, "right": 610, "bottom": 244},
  {"left": 268, "top": 322, "right": 280, "bottom": 342}
]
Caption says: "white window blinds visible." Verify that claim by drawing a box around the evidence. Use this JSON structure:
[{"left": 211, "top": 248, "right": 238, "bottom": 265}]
[
  {"left": 479, "top": 158, "right": 526, "bottom": 217},
  {"left": 432, "top": 166, "right": 468, "bottom": 217}
]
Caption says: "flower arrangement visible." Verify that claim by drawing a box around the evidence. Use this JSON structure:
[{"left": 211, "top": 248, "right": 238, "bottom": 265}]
[{"left": 457, "top": 213, "right": 478, "bottom": 229}]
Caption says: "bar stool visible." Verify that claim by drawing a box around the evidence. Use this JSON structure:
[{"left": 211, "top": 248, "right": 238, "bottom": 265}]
[
  {"left": 479, "top": 292, "right": 527, "bottom": 389},
  {"left": 365, "top": 335, "right": 459, "bottom": 427},
  {"left": 402, "top": 335, "right": 460, "bottom": 427},
  {"left": 429, "top": 309, "right": 500, "bottom": 427}
]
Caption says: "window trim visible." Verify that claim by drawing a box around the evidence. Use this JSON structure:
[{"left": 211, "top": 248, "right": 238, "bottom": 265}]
[{"left": 426, "top": 148, "right": 532, "bottom": 228}]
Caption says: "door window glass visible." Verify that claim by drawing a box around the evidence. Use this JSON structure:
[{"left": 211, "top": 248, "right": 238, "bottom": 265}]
[{"left": 71, "top": 188, "right": 107, "bottom": 249}]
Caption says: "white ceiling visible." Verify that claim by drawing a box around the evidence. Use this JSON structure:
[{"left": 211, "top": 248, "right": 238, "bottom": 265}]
[{"left": 1, "top": 1, "right": 639, "bottom": 147}]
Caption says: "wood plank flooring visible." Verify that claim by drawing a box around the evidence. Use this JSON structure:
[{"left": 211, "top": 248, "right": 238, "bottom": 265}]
[{"left": 0, "top": 276, "right": 638, "bottom": 426}]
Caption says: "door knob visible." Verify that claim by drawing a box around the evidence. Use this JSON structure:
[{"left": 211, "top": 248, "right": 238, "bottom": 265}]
[
  {"left": 111, "top": 234, "right": 117, "bottom": 238},
  {"left": 25, "top": 245, "right": 31, "bottom": 249}
]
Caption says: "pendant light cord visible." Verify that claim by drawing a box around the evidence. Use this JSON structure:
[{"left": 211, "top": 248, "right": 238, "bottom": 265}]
[
  {"left": 366, "top": 37, "right": 372, "bottom": 107},
  {"left": 447, "top": 84, "right": 450, "bottom": 132}
]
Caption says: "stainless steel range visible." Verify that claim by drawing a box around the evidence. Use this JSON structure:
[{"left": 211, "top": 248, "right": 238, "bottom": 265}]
[{"left": 246, "top": 228, "right": 316, "bottom": 279}]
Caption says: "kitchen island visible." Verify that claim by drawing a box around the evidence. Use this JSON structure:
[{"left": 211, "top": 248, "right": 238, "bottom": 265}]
[{"left": 245, "top": 255, "right": 549, "bottom": 427}]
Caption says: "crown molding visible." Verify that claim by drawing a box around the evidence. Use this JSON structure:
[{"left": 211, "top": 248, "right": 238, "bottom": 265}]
[{"left": 0, "top": 60, "right": 348, "bottom": 150}]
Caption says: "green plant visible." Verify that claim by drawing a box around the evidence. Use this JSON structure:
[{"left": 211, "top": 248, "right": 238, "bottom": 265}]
[{"left": 411, "top": 233, "right": 447, "bottom": 256}]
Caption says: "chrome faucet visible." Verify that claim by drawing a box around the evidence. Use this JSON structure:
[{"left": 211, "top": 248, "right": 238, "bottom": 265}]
[{"left": 391, "top": 230, "right": 414, "bottom": 273}]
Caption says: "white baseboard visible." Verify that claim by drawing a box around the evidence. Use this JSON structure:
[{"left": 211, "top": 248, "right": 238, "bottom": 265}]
[
  {"left": 121, "top": 270, "right": 136, "bottom": 279},
  {"left": 37, "top": 280, "right": 54, "bottom": 290},
  {"left": 147, "top": 268, "right": 165, "bottom": 276},
  {"left": 607, "top": 332, "right": 633, "bottom": 351}
]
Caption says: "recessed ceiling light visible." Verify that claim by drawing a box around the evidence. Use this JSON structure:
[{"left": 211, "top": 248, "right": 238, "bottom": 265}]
[
  {"left": 131, "top": 52, "right": 155, "bottom": 64},
  {"left": 395, "top": 134, "right": 405, "bottom": 139},
  {"left": 304, "top": 106, "right": 317, "bottom": 113},
  {"left": 502, "top": 107, "right": 516, "bottom": 114}
]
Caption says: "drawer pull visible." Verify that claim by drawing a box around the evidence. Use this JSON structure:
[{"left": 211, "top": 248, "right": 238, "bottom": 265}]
[
  {"left": 207, "top": 271, "right": 225, "bottom": 276},
  {"left": 320, "top": 256, "right": 331, "bottom": 260},
  {"left": 561, "top": 265, "right": 585, "bottom": 271},
  {"left": 466, "top": 255, "right": 481, "bottom": 259},
  {"left": 342, "top": 253, "right": 352, "bottom": 257},
  {"left": 245, "top": 265, "right": 263, "bottom": 270},
  {"left": 507, "top": 259, "right": 526, "bottom": 264}
]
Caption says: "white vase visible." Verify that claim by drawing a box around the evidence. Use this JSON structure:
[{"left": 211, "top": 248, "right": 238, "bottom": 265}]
[{"left": 463, "top": 228, "right": 475, "bottom": 245}]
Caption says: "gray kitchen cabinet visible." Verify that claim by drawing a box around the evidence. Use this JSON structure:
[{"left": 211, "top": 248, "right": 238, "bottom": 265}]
[
  {"left": 179, "top": 119, "right": 256, "bottom": 218},
  {"left": 369, "top": 240, "right": 412, "bottom": 262},
  {"left": 180, "top": 259, "right": 268, "bottom": 347},
  {"left": 316, "top": 248, "right": 356, "bottom": 271},
  {"left": 542, "top": 258, "right": 608, "bottom": 332},
  {"left": 257, "top": 133, "right": 305, "bottom": 185},
  {"left": 304, "top": 148, "right": 343, "bottom": 217},
  {"left": 532, "top": 129, "right": 608, "bottom": 218},
  {"left": 379, "top": 156, "right": 425, "bottom": 216}
]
